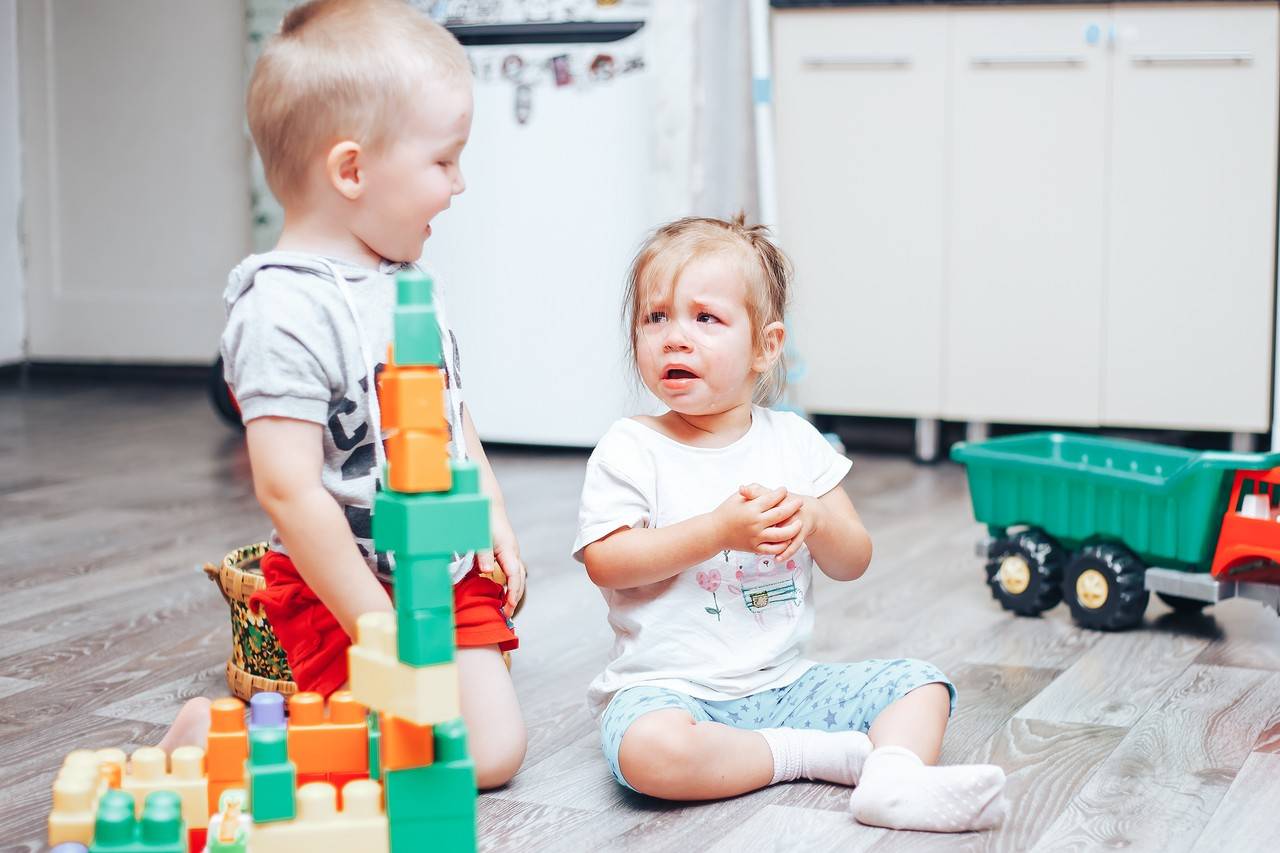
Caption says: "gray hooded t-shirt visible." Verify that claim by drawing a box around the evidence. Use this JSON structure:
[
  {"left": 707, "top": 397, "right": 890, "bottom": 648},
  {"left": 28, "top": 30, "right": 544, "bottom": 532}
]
[{"left": 221, "top": 251, "right": 469, "bottom": 583}]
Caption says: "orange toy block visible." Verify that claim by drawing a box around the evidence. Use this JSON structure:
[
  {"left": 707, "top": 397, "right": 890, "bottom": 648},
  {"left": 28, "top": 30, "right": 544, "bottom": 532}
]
[
  {"left": 386, "top": 429, "right": 452, "bottom": 493},
  {"left": 287, "top": 690, "right": 369, "bottom": 777},
  {"left": 123, "top": 746, "right": 209, "bottom": 829},
  {"left": 379, "top": 366, "right": 447, "bottom": 433},
  {"left": 206, "top": 697, "right": 247, "bottom": 814},
  {"left": 380, "top": 714, "right": 434, "bottom": 771}
]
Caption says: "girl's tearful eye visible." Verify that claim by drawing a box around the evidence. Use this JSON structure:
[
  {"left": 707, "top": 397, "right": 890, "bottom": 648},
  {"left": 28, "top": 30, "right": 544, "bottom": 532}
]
[
  {"left": 646, "top": 311, "right": 667, "bottom": 324},
  {"left": 697, "top": 312, "right": 719, "bottom": 324}
]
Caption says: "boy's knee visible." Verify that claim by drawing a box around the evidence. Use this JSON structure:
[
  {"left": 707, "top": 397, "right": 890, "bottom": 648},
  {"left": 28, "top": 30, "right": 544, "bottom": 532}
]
[
  {"left": 473, "top": 719, "right": 527, "bottom": 790},
  {"left": 617, "top": 711, "right": 697, "bottom": 796}
]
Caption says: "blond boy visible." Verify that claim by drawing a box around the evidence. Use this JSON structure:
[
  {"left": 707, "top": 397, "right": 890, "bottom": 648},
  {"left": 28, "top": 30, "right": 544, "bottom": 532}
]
[{"left": 163, "top": 0, "right": 526, "bottom": 788}]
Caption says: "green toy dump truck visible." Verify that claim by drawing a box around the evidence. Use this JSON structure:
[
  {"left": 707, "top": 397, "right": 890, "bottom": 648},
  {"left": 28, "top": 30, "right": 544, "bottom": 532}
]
[{"left": 951, "top": 432, "right": 1280, "bottom": 630}]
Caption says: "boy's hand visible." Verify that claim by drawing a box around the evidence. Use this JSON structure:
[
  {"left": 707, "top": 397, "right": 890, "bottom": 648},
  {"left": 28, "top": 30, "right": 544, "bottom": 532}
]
[
  {"left": 739, "top": 483, "right": 823, "bottom": 563},
  {"left": 713, "top": 485, "right": 804, "bottom": 555},
  {"left": 480, "top": 510, "right": 526, "bottom": 618}
]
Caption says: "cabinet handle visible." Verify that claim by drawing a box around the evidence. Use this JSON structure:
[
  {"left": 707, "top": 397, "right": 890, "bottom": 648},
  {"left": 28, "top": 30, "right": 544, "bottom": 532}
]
[
  {"left": 971, "top": 54, "right": 1086, "bottom": 68},
  {"left": 1129, "top": 51, "right": 1253, "bottom": 66},
  {"left": 802, "top": 55, "right": 911, "bottom": 70}
]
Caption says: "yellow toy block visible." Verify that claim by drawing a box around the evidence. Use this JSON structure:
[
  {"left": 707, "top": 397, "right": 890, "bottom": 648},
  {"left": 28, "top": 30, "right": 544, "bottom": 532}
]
[
  {"left": 251, "top": 779, "right": 388, "bottom": 853},
  {"left": 48, "top": 750, "right": 102, "bottom": 846},
  {"left": 123, "top": 745, "right": 210, "bottom": 829},
  {"left": 348, "top": 611, "right": 460, "bottom": 725},
  {"left": 97, "top": 747, "right": 126, "bottom": 788}
]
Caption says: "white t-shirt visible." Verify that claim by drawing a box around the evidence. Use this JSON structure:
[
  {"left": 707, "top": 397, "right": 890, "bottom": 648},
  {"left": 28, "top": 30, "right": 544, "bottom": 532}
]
[{"left": 572, "top": 406, "right": 854, "bottom": 718}]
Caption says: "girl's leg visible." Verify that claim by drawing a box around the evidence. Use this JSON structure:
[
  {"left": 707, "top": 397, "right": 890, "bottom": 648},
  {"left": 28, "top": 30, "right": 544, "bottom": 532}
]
[
  {"left": 848, "top": 666, "right": 1006, "bottom": 832},
  {"left": 457, "top": 645, "right": 526, "bottom": 790},
  {"left": 617, "top": 709, "right": 773, "bottom": 799}
]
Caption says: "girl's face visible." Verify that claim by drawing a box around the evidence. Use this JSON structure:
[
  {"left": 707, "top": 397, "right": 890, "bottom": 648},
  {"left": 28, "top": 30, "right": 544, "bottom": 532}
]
[{"left": 636, "top": 254, "right": 779, "bottom": 416}]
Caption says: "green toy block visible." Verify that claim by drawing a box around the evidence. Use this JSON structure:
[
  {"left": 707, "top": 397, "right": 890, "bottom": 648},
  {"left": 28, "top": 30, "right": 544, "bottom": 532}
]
[
  {"left": 389, "top": 817, "right": 476, "bottom": 853},
  {"left": 246, "top": 726, "right": 296, "bottom": 823},
  {"left": 368, "top": 712, "right": 381, "bottom": 782},
  {"left": 384, "top": 719, "right": 474, "bottom": 823},
  {"left": 90, "top": 790, "right": 185, "bottom": 853},
  {"left": 394, "top": 306, "right": 443, "bottom": 367},
  {"left": 396, "top": 604, "right": 455, "bottom": 666},
  {"left": 396, "top": 269, "right": 435, "bottom": 306},
  {"left": 393, "top": 556, "right": 455, "bottom": 611},
  {"left": 373, "top": 462, "right": 490, "bottom": 557},
  {"left": 393, "top": 270, "right": 442, "bottom": 366}
]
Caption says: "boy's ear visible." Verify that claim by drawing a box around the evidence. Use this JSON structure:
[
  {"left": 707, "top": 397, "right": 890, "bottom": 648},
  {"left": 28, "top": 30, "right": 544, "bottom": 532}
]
[
  {"left": 326, "top": 141, "right": 364, "bottom": 200},
  {"left": 753, "top": 321, "right": 786, "bottom": 374}
]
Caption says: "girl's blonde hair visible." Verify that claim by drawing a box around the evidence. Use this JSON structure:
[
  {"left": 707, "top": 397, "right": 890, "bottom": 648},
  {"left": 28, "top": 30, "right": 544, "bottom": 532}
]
[{"left": 623, "top": 214, "right": 792, "bottom": 405}]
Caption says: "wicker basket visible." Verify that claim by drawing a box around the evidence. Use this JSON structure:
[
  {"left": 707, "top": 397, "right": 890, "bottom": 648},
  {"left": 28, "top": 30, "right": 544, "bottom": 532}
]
[{"left": 203, "top": 542, "right": 297, "bottom": 701}]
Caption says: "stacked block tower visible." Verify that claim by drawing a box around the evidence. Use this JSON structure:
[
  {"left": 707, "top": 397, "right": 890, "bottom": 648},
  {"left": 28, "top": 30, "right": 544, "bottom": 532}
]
[
  {"left": 355, "top": 268, "right": 481, "bottom": 851},
  {"left": 47, "top": 270, "right": 479, "bottom": 853}
]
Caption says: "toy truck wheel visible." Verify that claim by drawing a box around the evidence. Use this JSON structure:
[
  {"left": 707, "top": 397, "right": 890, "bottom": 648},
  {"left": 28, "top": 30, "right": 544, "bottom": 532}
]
[
  {"left": 1156, "top": 593, "right": 1209, "bottom": 614},
  {"left": 1062, "top": 543, "right": 1149, "bottom": 630},
  {"left": 985, "top": 529, "right": 1064, "bottom": 616}
]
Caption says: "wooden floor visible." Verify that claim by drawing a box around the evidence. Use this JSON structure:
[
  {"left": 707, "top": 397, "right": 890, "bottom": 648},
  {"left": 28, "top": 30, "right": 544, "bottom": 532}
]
[{"left": 3, "top": 380, "right": 1280, "bottom": 852}]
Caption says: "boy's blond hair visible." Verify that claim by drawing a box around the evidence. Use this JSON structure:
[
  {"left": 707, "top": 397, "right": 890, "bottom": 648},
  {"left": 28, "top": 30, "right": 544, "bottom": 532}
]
[
  {"left": 624, "top": 214, "right": 793, "bottom": 405},
  {"left": 247, "top": 0, "right": 469, "bottom": 204}
]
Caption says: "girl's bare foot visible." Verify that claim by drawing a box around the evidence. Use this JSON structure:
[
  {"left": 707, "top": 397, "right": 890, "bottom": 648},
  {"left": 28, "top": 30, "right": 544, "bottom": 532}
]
[{"left": 156, "top": 697, "right": 213, "bottom": 754}]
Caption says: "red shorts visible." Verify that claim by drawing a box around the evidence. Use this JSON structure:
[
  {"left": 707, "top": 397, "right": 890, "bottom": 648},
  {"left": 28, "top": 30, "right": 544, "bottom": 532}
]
[{"left": 251, "top": 550, "right": 518, "bottom": 697}]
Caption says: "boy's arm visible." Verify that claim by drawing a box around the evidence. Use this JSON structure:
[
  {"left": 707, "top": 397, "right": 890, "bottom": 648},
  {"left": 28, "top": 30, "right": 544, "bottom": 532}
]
[
  {"left": 246, "top": 417, "right": 393, "bottom": 638},
  {"left": 461, "top": 404, "right": 525, "bottom": 616}
]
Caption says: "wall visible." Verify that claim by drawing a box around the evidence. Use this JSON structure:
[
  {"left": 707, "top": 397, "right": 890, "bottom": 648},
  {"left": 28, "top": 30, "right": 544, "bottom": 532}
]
[{"left": 0, "top": 0, "right": 23, "bottom": 365}]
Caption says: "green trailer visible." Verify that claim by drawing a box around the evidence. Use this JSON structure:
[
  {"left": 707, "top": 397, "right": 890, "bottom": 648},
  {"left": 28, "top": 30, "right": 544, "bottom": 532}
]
[{"left": 951, "top": 432, "right": 1280, "bottom": 630}]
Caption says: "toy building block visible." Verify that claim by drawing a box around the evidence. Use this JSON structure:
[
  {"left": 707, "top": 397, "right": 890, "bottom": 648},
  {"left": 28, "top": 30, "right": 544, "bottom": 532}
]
[
  {"left": 380, "top": 713, "right": 434, "bottom": 772},
  {"left": 206, "top": 698, "right": 247, "bottom": 815},
  {"left": 246, "top": 727, "right": 296, "bottom": 824},
  {"left": 378, "top": 366, "right": 447, "bottom": 433},
  {"left": 122, "top": 747, "right": 208, "bottom": 831},
  {"left": 393, "top": 271, "right": 443, "bottom": 366},
  {"left": 383, "top": 719, "right": 476, "bottom": 853},
  {"left": 249, "top": 692, "right": 285, "bottom": 729},
  {"left": 367, "top": 713, "right": 381, "bottom": 782},
  {"left": 90, "top": 789, "right": 186, "bottom": 853},
  {"left": 373, "top": 461, "right": 490, "bottom": 557},
  {"left": 348, "top": 611, "right": 460, "bottom": 725},
  {"left": 50, "top": 751, "right": 103, "bottom": 846},
  {"left": 206, "top": 790, "right": 250, "bottom": 853},
  {"left": 392, "top": 556, "right": 454, "bottom": 611},
  {"left": 386, "top": 429, "right": 452, "bottom": 493},
  {"left": 97, "top": 749, "right": 126, "bottom": 790},
  {"left": 50, "top": 844, "right": 89, "bottom": 853},
  {"left": 286, "top": 691, "right": 368, "bottom": 777},
  {"left": 395, "top": 604, "right": 456, "bottom": 667},
  {"left": 252, "top": 780, "right": 389, "bottom": 853}
]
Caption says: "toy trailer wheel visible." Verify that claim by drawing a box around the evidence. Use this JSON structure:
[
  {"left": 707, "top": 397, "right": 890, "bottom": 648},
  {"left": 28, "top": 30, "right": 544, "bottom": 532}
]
[
  {"left": 1062, "top": 543, "right": 1149, "bottom": 630},
  {"left": 985, "top": 529, "right": 1065, "bottom": 616},
  {"left": 1156, "top": 592, "right": 1210, "bottom": 614}
]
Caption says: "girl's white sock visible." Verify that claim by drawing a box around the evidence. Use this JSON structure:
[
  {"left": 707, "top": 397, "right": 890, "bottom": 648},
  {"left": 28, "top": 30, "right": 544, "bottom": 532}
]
[
  {"left": 848, "top": 746, "right": 1007, "bottom": 833},
  {"left": 758, "top": 727, "right": 874, "bottom": 786}
]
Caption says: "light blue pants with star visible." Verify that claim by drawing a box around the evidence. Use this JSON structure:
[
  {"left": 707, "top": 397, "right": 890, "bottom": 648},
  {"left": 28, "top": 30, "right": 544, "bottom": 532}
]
[{"left": 598, "top": 659, "right": 956, "bottom": 790}]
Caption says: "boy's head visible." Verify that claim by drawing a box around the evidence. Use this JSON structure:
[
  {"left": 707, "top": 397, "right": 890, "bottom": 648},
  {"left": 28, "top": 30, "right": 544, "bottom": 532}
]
[{"left": 247, "top": 0, "right": 472, "bottom": 263}]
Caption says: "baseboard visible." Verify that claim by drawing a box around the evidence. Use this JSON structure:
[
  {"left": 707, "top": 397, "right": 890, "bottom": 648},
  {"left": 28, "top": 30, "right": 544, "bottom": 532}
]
[{"left": 9, "top": 360, "right": 211, "bottom": 385}]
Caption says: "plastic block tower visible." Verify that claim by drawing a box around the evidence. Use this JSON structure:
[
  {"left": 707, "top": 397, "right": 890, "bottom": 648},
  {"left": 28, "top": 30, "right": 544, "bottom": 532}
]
[
  {"left": 355, "top": 269, "right": 478, "bottom": 852},
  {"left": 49, "top": 270, "right": 478, "bottom": 852}
]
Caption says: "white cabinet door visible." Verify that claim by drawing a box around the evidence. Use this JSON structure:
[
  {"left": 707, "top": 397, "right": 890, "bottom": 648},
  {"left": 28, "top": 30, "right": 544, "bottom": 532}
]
[
  {"left": 19, "top": 0, "right": 250, "bottom": 363},
  {"left": 945, "top": 8, "right": 1110, "bottom": 425},
  {"left": 773, "top": 9, "right": 947, "bottom": 418},
  {"left": 1104, "top": 4, "right": 1278, "bottom": 432}
]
